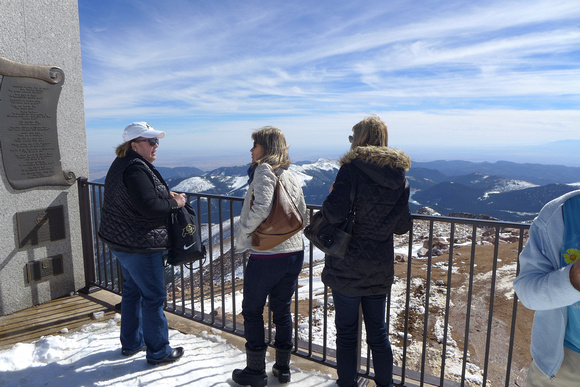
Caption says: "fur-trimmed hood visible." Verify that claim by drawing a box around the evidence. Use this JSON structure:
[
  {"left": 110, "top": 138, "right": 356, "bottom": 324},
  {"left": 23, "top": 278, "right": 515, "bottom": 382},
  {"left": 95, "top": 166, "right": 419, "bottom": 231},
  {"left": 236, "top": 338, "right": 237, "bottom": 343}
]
[
  {"left": 339, "top": 146, "right": 411, "bottom": 170},
  {"left": 339, "top": 146, "right": 411, "bottom": 190}
]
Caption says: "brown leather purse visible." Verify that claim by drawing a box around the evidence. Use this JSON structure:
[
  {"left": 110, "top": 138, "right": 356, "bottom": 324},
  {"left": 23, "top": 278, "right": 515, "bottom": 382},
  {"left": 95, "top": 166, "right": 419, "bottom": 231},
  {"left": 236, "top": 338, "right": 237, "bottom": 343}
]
[{"left": 251, "top": 174, "right": 303, "bottom": 250}]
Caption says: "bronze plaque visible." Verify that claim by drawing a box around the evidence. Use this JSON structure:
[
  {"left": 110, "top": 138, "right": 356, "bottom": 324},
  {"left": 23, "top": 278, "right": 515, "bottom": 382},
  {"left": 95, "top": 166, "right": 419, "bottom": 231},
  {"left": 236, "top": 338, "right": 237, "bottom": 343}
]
[
  {"left": 0, "top": 56, "right": 75, "bottom": 190},
  {"left": 26, "top": 255, "right": 64, "bottom": 283},
  {"left": 16, "top": 206, "right": 66, "bottom": 248}
]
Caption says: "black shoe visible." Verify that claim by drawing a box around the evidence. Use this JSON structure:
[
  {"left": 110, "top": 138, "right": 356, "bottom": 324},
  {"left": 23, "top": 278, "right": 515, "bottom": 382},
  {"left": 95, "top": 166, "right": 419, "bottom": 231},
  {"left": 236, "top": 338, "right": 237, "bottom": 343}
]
[
  {"left": 121, "top": 345, "right": 146, "bottom": 357},
  {"left": 147, "top": 347, "right": 184, "bottom": 365}
]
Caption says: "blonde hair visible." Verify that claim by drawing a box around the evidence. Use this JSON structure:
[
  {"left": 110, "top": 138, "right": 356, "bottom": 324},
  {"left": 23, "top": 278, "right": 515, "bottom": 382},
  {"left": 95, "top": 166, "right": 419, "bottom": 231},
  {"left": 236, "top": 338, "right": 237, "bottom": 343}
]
[
  {"left": 351, "top": 115, "right": 388, "bottom": 149},
  {"left": 115, "top": 142, "right": 132, "bottom": 158},
  {"left": 252, "top": 126, "right": 291, "bottom": 170}
]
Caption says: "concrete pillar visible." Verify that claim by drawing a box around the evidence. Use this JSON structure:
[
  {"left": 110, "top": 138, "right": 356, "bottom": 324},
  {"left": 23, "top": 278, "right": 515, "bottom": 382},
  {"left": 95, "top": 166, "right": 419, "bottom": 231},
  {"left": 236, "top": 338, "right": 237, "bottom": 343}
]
[{"left": 0, "top": 0, "right": 88, "bottom": 315}]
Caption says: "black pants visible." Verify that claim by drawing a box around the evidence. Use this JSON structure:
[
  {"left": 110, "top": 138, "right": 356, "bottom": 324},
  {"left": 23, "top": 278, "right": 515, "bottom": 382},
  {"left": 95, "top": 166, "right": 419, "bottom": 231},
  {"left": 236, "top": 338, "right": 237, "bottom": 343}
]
[{"left": 241, "top": 251, "right": 304, "bottom": 349}]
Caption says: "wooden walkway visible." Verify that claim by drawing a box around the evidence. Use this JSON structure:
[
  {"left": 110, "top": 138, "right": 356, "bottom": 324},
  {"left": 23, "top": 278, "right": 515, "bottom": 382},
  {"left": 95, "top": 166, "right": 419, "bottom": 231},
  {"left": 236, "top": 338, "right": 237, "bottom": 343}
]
[
  {"left": 0, "top": 290, "right": 121, "bottom": 350},
  {"left": 0, "top": 289, "right": 339, "bottom": 383}
]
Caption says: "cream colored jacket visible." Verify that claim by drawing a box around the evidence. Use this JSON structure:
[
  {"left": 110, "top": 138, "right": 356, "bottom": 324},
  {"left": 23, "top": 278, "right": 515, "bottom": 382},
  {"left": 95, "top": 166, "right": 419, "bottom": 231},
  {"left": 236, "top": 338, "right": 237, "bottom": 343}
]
[{"left": 235, "top": 163, "right": 307, "bottom": 254}]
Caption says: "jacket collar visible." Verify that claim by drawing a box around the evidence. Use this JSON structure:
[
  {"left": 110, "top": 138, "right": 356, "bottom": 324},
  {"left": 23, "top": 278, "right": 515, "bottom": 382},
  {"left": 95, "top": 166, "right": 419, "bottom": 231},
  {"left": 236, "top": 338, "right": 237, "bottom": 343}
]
[{"left": 339, "top": 146, "right": 411, "bottom": 171}]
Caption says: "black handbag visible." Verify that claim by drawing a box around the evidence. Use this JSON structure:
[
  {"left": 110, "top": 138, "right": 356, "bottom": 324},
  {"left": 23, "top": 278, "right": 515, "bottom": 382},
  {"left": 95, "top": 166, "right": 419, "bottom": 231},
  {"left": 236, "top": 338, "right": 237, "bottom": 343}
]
[
  {"left": 167, "top": 202, "right": 206, "bottom": 267},
  {"left": 304, "top": 164, "right": 355, "bottom": 258}
]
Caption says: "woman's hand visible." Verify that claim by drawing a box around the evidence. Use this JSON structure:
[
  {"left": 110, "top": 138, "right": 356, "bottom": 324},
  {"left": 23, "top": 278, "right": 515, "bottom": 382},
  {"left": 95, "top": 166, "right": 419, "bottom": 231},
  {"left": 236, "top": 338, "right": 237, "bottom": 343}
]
[
  {"left": 570, "top": 261, "right": 580, "bottom": 292},
  {"left": 171, "top": 191, "right": 187, "bottom": 208}
]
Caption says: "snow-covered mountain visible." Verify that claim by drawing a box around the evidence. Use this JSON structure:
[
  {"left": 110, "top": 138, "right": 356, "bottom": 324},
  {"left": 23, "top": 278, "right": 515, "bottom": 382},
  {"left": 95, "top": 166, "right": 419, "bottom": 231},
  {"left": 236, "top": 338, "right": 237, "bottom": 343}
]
[
  {"left": 161, "top": 158, "right": 580, "bottom": 222},
  {"left": 169, "top": 159, "right": 339, "bottom": 206},
  {"left": 412, "top": 173, "right": 578, "bottom": 222}
]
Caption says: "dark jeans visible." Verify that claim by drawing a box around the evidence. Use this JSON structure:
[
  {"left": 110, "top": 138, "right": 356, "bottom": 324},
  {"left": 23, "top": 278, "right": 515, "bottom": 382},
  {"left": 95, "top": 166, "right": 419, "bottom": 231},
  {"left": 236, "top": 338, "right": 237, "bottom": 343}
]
[
  {"left": 332, "top": 289, "right": 394, "bottom": 387},
  {"left": 113, "top": 250, "right": 172, "bottom": 362},
  {"left": 241, "top": 251, "right": 304, "bottom": 350}
]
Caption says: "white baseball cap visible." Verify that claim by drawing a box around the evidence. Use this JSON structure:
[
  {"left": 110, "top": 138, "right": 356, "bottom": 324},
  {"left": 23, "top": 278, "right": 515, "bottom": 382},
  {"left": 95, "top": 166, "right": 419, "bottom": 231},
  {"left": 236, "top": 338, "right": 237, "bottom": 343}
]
[{"left": 122, "top": 122, "right": 166, "bottom": 142}]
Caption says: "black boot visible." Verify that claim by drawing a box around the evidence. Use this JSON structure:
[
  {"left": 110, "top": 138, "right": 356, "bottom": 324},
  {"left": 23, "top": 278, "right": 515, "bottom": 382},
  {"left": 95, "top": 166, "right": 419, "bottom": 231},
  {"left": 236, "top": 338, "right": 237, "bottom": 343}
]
[
  {"left": 232, "top": 344, "right": 268, "bottom": 387},
  {"left": 272, "top": 345, "right": 292, "bottom": 383}
]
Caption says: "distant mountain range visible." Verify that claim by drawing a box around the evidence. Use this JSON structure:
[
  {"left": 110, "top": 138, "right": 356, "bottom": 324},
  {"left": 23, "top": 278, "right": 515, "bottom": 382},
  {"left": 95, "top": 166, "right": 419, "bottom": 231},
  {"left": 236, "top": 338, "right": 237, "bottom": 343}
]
[
  {"left": 406, "top": 160, "right": 580, "bottom": 221},
  {"left": 92, "top": 159, "right": 580, "bottom": 223}
]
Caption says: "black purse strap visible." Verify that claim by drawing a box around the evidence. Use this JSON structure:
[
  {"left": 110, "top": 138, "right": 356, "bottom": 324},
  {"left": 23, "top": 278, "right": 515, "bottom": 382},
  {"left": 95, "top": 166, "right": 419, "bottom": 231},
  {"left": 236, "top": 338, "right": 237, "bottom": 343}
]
[{"left": 345, "top": 163, "right": 356, "bottom": 217}]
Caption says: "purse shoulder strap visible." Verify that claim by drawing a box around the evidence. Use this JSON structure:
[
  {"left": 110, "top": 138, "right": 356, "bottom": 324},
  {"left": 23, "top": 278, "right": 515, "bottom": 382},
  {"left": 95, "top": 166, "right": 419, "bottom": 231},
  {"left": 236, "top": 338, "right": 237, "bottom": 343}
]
[
  {"left": 273, "top": 167, "right": 288, "bottom": 192},
  {"left": 345, "top": 163, "right": 356, "bottom": 213},
  {"left": 251, "top": 165, "right": 281, "bottom": 205},
  {"left": 274, "top": 169, "right": 301, "bottom": 214},
  {"left": 252, "top": 167, "right": 291, "bottom": 208}
]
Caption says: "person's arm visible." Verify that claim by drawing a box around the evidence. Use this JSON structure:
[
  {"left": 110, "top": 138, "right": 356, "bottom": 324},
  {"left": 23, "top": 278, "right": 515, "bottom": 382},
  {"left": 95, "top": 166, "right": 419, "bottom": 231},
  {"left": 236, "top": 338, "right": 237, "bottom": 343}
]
[
  {"left": 296, "top": 183, "right": 307, "bottom": 228},
  {"left": 393, "top": 179, "right": 412, "bottom": 235},
  {"left": 514, "top": 221, "right": 580, "bottom": 310},
  {"left": 124, "top": 164, "right": 181, "bottom": 217}
]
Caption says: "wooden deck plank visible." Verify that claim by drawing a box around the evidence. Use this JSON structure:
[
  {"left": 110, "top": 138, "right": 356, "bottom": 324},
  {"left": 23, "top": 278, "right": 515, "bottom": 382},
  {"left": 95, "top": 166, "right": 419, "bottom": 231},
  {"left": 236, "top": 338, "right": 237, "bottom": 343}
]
[
  {"left": 0, "top": 289, "right": 339, "bottom": 383},
  {"left": 0, "top": 292, "right": 117, "bottom": 349},
  {"left": 0, "top": 300, "right": 98, "bottom": 329}
]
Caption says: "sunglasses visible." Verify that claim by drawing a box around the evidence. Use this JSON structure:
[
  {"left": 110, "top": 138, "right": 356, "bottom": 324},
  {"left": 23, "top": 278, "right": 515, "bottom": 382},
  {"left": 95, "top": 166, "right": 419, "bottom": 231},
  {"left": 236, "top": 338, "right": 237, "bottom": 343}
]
[
  {"left": 349, "top": 135, "right": 353, "bottom": 143},
  {"left": 134, "top": 138, "right": 159, "bottom": 146}
]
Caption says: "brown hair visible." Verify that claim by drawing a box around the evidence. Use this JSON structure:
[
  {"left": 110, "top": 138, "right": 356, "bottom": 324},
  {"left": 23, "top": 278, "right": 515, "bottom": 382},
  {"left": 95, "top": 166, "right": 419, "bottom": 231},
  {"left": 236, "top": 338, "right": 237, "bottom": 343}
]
[
  {"left": 351, "top": 115, "right": 388, "bottom": 149},
  {"left": 252, "top": 126, "right": 291, "bottom": 170},
  {"left": 115, "top": 142, "right": 132, "bottom": 158}
]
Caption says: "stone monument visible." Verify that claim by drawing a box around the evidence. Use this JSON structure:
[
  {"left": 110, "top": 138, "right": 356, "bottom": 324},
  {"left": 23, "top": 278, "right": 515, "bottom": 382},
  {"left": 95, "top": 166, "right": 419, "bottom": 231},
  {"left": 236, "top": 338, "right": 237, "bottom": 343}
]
[{"left": 0, "top": 0, "right": 89, "bottom": 316}]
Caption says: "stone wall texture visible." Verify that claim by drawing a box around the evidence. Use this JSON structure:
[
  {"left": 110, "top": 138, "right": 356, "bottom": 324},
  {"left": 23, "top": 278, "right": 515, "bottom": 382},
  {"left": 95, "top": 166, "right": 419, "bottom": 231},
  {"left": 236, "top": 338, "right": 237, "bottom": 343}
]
[{"left": 0, "top": 0, "right": 89, "bottom": 315}]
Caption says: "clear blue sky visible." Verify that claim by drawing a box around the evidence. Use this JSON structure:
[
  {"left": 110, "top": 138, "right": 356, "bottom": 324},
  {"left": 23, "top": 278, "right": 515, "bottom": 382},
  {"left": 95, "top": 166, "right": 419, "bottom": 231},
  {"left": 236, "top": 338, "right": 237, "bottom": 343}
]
[{"left": 78, "top": 0, "right": 580, "bottom": 171}]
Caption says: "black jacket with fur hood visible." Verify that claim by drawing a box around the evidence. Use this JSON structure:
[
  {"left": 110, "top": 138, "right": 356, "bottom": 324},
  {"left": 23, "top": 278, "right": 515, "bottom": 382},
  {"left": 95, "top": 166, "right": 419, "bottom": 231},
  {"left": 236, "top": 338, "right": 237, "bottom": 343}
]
[{"left": 321, "top": 146, "right": 412, "bottom": 296}]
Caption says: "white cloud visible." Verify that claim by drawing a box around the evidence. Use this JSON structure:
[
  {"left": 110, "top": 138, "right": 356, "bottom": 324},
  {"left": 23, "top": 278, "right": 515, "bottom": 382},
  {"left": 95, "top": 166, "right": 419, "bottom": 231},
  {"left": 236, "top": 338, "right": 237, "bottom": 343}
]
[{"left": 79, "top": 0, "right": 580, "bottom": 165}]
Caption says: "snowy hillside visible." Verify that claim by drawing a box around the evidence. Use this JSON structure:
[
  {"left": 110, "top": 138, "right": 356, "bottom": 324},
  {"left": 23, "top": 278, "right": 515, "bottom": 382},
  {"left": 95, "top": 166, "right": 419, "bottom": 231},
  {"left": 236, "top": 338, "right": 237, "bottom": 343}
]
[
  {"left": 481, "top": 179, "right": 539, "bottom": 198},
  {"left": 164, "top": 158, "right": 580, "bottom": 222},
  {"left": 170, "top": 159, "right": 340, "bottom": 206},
  {"left": 173, "top": 176, "right": 216, "bottom": 193}
]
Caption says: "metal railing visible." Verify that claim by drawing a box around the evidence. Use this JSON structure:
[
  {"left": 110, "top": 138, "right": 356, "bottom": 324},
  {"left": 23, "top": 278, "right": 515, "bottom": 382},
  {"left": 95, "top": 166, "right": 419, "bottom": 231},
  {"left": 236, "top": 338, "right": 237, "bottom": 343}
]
[{"left": 78, "top": 177, "right": 531, "bottom": 386}]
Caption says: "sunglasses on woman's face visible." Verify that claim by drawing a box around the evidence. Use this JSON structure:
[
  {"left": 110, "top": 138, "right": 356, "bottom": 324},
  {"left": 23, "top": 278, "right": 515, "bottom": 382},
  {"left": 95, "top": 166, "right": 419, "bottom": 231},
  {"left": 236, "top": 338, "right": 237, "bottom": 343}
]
[{"left": 134, "top": 138, "right": 159, "bottom": 146}]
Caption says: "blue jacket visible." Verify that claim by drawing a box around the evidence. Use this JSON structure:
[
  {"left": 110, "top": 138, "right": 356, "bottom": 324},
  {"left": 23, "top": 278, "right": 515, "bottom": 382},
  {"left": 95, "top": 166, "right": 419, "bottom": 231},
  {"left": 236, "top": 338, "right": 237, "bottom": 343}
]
[{"left": 513, "top": 189, "right": 580, "bottom": 379}]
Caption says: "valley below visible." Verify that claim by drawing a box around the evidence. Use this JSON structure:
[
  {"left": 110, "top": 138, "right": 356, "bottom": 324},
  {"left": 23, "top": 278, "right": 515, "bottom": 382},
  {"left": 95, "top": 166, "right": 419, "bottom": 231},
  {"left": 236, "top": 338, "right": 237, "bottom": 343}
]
[{"left": 168, "top": 217, "right": 534, "bottom": 386}]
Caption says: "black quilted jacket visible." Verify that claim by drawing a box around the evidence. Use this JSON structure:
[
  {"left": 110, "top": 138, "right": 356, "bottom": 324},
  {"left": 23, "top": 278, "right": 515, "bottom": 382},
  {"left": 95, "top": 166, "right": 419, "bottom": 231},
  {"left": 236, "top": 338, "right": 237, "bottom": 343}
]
[
  {"left": 98, "top": 151, "right": 179, "bottom": 253},
  {"left": 321, "top": 146, "right": 412, "bottom": 296}
]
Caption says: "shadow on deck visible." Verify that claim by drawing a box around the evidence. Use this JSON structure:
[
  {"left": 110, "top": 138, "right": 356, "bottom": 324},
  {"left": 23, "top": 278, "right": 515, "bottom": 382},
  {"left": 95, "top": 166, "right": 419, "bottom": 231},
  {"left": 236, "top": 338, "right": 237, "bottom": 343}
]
[{"left": 0, "top": 289, "right": 342, "bottom": 384}]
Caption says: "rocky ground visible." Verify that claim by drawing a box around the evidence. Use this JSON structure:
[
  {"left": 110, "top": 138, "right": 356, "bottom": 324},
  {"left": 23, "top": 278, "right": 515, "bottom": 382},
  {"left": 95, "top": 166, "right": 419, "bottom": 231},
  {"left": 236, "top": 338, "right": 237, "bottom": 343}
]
[
  {"left": 387, "top": 219, "right": 533, "bottom": 386},
  {"left": 169, "top": 217, "right": 534, "bottom": 386}
]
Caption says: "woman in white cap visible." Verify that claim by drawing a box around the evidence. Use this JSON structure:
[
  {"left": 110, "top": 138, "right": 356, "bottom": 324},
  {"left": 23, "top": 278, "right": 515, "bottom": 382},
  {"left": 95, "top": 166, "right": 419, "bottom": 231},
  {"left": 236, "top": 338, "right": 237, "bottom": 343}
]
[{"left": 99, "top": 122, "right": 186, "bottom": 365}]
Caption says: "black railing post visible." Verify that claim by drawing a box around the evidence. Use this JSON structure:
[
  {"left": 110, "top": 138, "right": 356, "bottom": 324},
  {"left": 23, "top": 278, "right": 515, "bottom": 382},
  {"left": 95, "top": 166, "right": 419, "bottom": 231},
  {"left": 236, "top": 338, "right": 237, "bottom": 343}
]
[
  {"left": 77, "top": 177, "right": 97, "bottom": 293},
  {"left": 356, "top": 305, "right": 363, "bottom": 383},
  {"left": 81, "top": 181, "right": 533, "bottom": 386}
]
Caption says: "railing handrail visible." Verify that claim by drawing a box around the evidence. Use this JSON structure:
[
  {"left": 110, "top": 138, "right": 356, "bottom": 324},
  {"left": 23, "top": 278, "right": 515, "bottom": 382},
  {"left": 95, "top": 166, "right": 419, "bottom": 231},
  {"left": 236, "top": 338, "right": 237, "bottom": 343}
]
[
  {"left": 410, "top": 213, "right": 531, "bottom": 227},
  {"left": 80, "top": 179, "right": 531, "bottom": 387},
  {"left": 89, "top": 180, "right": 532, "bottom": 226}
]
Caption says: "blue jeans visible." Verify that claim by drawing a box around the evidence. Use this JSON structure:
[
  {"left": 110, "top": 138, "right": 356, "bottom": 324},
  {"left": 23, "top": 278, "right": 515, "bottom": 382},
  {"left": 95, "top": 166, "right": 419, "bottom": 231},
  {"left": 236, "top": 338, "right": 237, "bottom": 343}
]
[
  {"left": 113, "top": 251, "right": 171, "bottom": 362},
  {"left": 242, "top": 251, "right": 304, "bottom": 350},
  {"left": 332, "top": 290, "right": 394, "bottom": 387}
]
